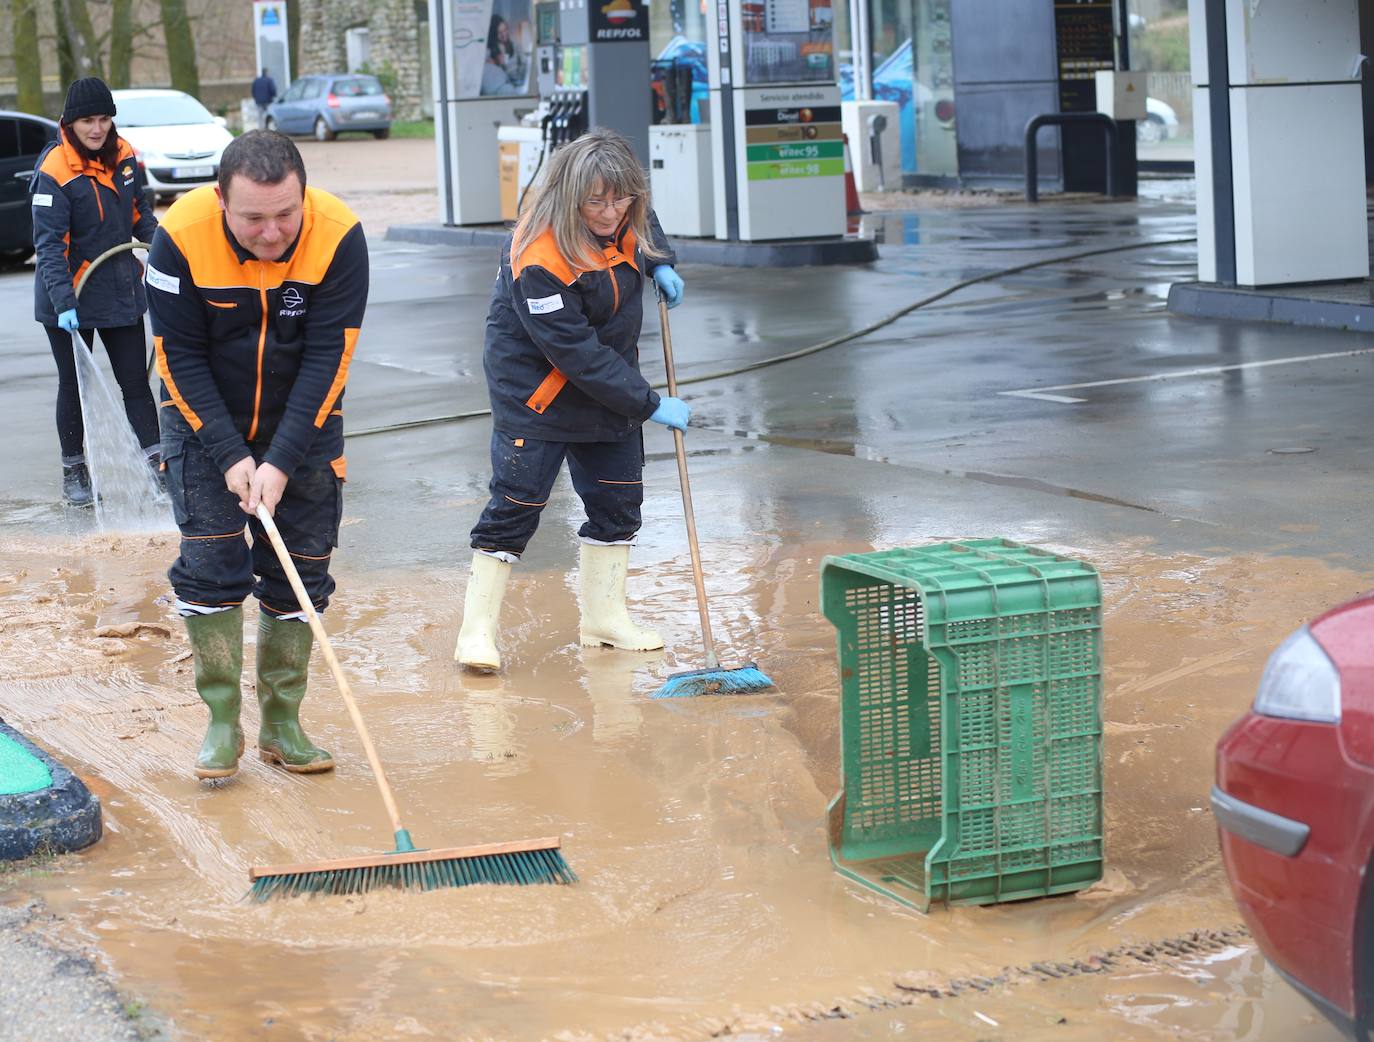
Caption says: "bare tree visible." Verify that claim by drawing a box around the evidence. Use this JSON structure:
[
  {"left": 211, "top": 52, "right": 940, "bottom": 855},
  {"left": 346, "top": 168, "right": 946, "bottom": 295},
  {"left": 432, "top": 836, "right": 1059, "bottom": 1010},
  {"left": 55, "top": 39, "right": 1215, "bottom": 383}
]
[
  {"left": 108, "top": 0, "right": 134, "bottom": 87},
  {"left": 61, "top": 0, "right": 105, "bottom": 79},
  {"left": 53, "top": 0, "right": 78, "bottom": 87},
  {"left": 159, "top": 0, "right": 200, "bottom": 97},
  {"left": 11, "top": 0, "right": 44, "bottom": 114}
]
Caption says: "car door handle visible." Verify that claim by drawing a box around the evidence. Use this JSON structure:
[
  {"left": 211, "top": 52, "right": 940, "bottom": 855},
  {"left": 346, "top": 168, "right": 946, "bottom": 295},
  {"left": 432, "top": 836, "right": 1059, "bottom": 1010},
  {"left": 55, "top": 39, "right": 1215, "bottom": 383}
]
[{"left": 13, "top": 170, "right": 34, "bottom": 180}]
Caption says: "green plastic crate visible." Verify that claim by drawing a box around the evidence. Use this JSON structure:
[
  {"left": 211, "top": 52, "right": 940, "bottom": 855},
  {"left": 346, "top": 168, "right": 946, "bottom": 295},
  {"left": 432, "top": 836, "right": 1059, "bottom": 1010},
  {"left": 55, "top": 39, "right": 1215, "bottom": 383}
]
[{"left": 820, "top": 539, "right": 1103, "bottom": 911}]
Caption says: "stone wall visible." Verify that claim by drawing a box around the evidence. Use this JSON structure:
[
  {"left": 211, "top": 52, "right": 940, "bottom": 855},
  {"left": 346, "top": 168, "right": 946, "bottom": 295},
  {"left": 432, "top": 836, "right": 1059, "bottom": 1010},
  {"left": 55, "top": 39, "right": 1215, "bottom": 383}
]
[{"left": 298, "top": 0, "right": 430, "bottom": 121}]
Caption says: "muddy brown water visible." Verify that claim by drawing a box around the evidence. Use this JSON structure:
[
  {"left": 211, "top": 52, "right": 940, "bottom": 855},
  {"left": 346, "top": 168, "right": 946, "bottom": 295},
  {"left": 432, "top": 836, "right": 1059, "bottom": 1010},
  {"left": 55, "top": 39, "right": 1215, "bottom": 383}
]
[{"left": 0, "top": 530, "right": 1359, "bottom": 1041}]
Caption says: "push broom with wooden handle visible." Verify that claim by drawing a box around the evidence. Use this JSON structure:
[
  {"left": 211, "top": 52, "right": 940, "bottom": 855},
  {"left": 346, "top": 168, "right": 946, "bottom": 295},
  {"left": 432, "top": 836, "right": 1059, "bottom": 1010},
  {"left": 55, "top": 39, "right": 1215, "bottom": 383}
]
[
  {"left": 247, "top": 503, "right": 575, "bottom": 901},
  {"left": 649, "top": 290, "right": 774, "bottom": 699}
]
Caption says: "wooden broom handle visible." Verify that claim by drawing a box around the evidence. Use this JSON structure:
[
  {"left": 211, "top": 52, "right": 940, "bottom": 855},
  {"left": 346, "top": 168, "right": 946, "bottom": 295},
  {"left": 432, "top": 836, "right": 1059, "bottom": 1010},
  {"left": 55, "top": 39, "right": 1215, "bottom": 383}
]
[
  {"left": 254, "top": 503, "right": 408, "bottom": 837},
  {"left": 657, "top": 296, "right": 720, "bottom": 670}
]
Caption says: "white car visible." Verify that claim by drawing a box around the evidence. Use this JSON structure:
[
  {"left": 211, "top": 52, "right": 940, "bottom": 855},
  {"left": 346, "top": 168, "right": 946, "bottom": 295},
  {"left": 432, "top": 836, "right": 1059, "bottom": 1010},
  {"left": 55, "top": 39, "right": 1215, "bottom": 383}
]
[
  {"left": 112, "top": 89, "right": 233, "bottom": 201},
  {"left": 1140, "top": 96, "right": 1181, "bottom": 146}
]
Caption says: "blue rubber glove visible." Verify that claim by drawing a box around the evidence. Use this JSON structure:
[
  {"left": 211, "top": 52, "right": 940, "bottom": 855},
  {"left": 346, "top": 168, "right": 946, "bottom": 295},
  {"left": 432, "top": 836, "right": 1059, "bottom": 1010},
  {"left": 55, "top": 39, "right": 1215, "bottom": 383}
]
[
  {"left": 57, "top": 308, "right": 79, "bottom": 332},
  {"left": 653, "top": 265, "right": 684, "bottom": 309},
  {"left": 649, "top": 396, "right": 691, "bottom": 432}
]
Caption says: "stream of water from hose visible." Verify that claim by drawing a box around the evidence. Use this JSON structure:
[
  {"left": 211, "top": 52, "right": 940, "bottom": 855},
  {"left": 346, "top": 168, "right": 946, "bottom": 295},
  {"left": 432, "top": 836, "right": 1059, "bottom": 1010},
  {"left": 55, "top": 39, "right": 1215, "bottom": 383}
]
[{"left": 71, "top": 332, "right": 174, "bottom": 531}]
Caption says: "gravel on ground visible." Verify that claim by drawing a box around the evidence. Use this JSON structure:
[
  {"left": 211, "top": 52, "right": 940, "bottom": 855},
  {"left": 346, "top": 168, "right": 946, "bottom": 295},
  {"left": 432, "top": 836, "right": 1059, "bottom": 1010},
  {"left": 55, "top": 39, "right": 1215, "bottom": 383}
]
[{"left": 0, "top": 878, "right": 166, "bottom": 1042}]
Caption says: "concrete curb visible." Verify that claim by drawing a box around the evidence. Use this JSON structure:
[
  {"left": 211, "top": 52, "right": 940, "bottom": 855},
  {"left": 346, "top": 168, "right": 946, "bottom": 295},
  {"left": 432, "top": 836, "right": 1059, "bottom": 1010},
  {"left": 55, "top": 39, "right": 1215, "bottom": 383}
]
[
  {"left": 1168, "top": 281, "right": 1374, "bottom": 331},
  {"left": 385, "top": 223, "right": 881, "bottom": 267},
  {"left": 0, "top": 720, "right": 102, "bottom": 861}
]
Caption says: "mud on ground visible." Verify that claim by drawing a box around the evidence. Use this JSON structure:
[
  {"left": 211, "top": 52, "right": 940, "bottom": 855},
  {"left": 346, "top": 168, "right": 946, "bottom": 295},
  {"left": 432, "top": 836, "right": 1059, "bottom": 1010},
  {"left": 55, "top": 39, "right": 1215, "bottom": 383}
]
[{"left": 0, "top": 526, "right": 1354, "bottom": 1042}]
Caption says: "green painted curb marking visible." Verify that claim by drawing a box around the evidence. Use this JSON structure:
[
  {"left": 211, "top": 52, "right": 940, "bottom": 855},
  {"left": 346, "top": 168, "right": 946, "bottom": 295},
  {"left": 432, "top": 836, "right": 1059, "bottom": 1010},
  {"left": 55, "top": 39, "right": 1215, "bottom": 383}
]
[{"left": 0, "top": 732, "right": 53, "bottom": 796}]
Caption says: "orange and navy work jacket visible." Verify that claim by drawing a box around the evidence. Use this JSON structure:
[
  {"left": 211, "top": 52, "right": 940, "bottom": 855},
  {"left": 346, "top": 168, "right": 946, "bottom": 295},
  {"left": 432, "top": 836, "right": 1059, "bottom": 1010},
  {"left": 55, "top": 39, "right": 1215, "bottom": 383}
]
[
  {"left": 484, "top": 213, "right": 676, "bottom": 442},
  {"left": 145, "top": 185, "right": 368, "bottom": 478},
  {"left": 31, "top": 129, "right": 156, "bottom": 327}
]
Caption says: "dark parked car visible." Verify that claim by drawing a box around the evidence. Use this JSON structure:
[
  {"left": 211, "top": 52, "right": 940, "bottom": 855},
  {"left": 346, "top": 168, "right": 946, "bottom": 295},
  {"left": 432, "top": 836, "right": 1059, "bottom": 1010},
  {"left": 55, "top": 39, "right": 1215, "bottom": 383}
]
[
  {"left": 1214, "top": 595, "right": 1374, "bottom": 1039},
  {"left": 0, "top": 109, "right": 155, "bottom": 270},
  {"left": 265, "top": 74, "right": 392, "bottom": 142},
  {"left": 0, "top": 109, "right": 59, "bottom": 268}
]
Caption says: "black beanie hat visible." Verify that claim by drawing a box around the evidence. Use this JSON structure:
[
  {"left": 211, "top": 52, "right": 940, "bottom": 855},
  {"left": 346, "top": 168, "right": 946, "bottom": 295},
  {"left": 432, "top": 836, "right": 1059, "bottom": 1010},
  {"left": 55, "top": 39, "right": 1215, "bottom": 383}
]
[{"left": 62, "top": 77, "right": 116, "bottom": 123}]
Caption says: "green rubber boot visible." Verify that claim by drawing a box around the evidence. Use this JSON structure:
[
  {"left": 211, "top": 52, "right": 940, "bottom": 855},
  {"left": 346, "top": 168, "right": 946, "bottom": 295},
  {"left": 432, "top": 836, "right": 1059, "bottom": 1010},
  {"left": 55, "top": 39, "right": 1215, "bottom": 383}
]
[
  {"left": 184, "top": 607, "right": 246, "bottom": 780},
  {"left": 256, "top": 614, "right": 335, "bottom": 774}
]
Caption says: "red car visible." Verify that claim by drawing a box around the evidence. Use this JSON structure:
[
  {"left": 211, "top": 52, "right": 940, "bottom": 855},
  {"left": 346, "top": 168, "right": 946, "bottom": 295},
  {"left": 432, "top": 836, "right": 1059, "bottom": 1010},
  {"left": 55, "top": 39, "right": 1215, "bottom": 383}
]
[{"left": 1214, "top": 597, "right": 1374, "bottom": 1039}]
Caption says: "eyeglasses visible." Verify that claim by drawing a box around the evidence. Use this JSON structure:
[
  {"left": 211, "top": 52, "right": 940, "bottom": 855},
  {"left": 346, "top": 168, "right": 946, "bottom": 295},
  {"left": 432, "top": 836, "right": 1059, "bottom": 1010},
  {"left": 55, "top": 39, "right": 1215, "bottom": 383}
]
[{"left": 581, "top": 194, "right": 636, "bottom": 214}]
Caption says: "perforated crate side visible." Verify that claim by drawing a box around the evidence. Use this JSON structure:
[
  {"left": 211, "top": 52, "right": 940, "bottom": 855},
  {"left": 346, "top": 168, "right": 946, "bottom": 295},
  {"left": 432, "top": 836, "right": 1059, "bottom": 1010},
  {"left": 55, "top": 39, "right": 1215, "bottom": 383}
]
[
  {"left": 822, "top": 541, "right": 1105, "bottom": 910},
  {"left": 824, "top": 571, "right": 942, "bottom": 864}
]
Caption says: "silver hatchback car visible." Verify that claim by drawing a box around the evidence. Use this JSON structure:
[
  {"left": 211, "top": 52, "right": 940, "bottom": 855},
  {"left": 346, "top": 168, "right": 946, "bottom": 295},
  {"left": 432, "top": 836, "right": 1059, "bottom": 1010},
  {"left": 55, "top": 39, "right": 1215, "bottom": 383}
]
[{"left": 265, "top": 74, "right": 392, "bottom": 141}]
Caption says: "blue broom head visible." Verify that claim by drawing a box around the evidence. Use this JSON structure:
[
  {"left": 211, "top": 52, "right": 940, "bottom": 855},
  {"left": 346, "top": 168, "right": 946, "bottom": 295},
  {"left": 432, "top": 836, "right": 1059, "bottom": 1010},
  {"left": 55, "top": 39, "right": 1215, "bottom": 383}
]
[
  {"left": 247, "top": 844, "right": 576, "bottom": 903},
  {"left": 651, "top": 662, "right": 775, "bottom": 699}
]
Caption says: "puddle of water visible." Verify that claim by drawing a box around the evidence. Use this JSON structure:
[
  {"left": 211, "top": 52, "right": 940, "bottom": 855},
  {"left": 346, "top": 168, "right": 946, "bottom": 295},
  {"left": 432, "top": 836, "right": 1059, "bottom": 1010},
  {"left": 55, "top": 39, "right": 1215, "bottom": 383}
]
[
  {"left": 702, "top": 428, "right": 1162, "bottom": 514},
  {"left": 0, "top": 533, "right": 1366, "bottom": 1040}
]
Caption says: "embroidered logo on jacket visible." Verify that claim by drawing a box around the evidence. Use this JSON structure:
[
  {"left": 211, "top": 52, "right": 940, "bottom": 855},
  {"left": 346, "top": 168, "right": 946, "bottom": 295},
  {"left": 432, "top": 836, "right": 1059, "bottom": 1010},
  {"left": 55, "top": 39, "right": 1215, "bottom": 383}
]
[{"left": 279, "top": 286, "right": 306, "bottom": 317}]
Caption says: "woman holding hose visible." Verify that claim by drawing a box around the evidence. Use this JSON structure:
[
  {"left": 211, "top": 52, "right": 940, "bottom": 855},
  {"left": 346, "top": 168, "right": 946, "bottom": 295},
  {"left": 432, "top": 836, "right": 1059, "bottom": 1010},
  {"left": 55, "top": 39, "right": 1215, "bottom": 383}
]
[
  {"left": 455, "top": 127, "right": 688, "bottom": 672},
  {"left": 31, "top": 77, "right": 160, "bottom": 506}
]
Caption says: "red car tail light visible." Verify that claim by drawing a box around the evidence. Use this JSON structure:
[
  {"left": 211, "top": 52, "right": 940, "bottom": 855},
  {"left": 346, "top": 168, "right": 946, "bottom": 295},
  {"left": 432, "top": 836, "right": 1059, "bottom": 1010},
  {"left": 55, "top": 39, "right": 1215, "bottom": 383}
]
[{"left": 327, "top": 93, "right": 340, "bottom": 108}]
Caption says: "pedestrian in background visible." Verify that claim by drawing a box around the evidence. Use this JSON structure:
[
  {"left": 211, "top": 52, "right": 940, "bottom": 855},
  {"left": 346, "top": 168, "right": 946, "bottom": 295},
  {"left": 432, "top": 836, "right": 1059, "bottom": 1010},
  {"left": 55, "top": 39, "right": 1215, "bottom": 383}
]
[
  {"left": 251, "top": 68, "right": 278, "bottom": 129},
  {"left": 30, "top": 76, "right": 159, "bottom": 507},
  {"left": 455, "top": 127, "right": 688, "bottom": 672}
]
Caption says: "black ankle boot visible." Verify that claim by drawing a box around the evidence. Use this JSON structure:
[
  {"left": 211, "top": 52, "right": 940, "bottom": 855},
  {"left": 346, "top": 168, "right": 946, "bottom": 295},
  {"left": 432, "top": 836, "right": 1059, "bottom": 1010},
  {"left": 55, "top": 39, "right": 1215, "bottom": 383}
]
[{"left": 62, "top": 462, "right": 93, "bottom": 507}]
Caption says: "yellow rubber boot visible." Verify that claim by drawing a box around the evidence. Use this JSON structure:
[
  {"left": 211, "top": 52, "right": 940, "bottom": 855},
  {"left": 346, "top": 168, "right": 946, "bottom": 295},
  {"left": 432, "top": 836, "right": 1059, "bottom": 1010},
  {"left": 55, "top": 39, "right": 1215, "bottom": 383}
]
[
  {"left": 455, "top": 552, "right": 511, "bottom": 671},
  {"left": 578, "top": 543, "right": 663, "bottom": 651}
]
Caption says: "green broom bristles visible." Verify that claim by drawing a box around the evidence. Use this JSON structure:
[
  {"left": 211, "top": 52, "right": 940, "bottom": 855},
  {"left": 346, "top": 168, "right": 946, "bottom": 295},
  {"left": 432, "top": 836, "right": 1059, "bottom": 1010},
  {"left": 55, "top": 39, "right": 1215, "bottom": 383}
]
[
  {"left": 248, "top": 840, "right": 575, "bottom": 902},
  {"left": 651, "top": 663, "right": 775, "bottom": 699}
]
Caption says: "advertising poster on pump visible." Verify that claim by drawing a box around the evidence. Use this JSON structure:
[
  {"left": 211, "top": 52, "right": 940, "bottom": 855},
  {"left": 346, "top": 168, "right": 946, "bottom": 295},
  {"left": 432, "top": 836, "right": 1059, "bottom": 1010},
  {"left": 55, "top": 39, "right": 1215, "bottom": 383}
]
[
  {"left": 740, "top": 0, "right": 833, "bottom": 84},
  {"left": 451, "top": 0, "right": 535, "bottom": 98}
]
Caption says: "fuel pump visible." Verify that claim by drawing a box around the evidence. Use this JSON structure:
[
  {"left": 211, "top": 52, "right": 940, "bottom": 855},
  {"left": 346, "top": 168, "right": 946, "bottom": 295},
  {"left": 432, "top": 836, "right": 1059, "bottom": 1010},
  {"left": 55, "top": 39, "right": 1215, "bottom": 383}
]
[
  {"left": 499, "top": 0, "right": 649, "bottom": 217},
  {"left": 431, "top": 0, "right": 652, "bottom": 225}
]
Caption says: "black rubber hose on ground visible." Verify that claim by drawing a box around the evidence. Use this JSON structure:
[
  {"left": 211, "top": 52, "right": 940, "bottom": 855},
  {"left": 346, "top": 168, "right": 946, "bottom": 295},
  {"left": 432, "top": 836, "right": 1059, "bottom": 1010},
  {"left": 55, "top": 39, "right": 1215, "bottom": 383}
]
[
  {"left": 76, "top": 234, "right": 1200, "bottom": 440},
  {"left": 346, "top": 235, "right": 1198, "bottom": 441}
]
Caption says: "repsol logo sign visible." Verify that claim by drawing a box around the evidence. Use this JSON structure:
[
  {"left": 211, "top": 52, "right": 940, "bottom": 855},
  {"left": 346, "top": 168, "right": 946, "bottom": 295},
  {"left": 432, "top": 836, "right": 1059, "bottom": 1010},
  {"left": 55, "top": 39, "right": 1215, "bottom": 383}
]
[{"left": 278, "top": 286, "right": 306, "bottom": 317}]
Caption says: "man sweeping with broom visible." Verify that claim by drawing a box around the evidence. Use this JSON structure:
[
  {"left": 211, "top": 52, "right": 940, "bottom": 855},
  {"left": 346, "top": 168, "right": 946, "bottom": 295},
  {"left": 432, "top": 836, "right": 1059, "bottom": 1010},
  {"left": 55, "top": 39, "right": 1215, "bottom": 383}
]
[{"left": 146, "top": 131, "right": 368, "bottom": 781}]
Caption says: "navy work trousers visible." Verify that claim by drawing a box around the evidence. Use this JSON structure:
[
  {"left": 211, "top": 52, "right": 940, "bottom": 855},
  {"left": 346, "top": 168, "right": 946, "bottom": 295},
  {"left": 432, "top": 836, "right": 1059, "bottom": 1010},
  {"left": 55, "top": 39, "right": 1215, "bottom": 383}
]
[
  {"left": 469, "top": 431, "right": 644, "bottom": 556},
  {"left": 160, "top": 412, "right": 343, "bottom": 616}
]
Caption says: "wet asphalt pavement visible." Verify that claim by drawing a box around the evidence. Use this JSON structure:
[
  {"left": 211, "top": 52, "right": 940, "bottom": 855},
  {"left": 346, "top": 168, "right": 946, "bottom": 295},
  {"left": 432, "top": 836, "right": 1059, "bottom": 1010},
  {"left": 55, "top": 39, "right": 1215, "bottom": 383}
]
[
  {"left": 0, "top": 186, "right": 1365, "bottom": 1040},
  {"left": 2, "top": 186, "right": 1363, "bottom": 566}
]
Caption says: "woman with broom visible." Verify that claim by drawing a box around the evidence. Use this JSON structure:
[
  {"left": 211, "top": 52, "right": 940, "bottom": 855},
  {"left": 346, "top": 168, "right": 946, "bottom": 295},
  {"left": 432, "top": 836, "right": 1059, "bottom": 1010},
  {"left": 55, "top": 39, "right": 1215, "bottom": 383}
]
[
  {"left": 31, "top": 76, "right": 160, "bottom": 506},
  {"left": 455, "top": 127, "right": 688, "bottom": 672}
]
